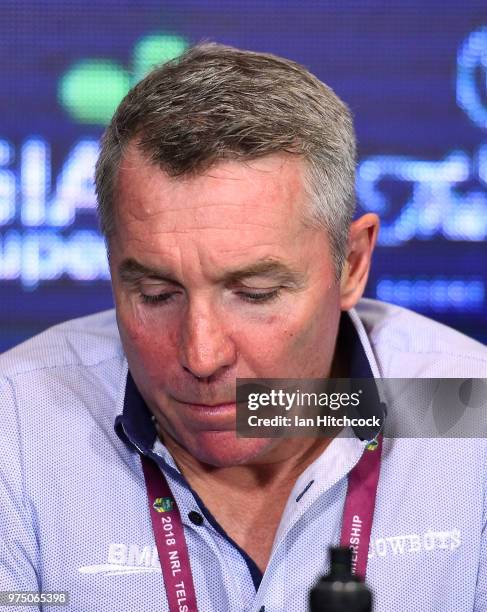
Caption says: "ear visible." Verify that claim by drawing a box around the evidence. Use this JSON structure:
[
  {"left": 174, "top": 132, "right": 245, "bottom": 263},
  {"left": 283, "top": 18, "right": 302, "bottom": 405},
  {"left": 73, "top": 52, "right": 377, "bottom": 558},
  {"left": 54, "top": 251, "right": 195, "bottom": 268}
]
[{"left": 340, "top": 213, "right": 380, "bottom": 311}]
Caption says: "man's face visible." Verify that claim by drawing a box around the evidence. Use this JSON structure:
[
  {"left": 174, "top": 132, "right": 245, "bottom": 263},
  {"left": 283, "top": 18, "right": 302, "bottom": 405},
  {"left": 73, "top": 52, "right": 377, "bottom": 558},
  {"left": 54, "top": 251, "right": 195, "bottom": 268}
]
[{"left": 109, "top": 146, "right": 346, "bottom": 467}]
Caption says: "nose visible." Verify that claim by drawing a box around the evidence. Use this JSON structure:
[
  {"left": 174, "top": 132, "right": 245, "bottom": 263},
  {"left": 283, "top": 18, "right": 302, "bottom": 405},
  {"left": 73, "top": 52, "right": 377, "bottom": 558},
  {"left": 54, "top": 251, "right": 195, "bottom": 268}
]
[{"left": 179, "top": 297, "right": 237, "bottom": 380}]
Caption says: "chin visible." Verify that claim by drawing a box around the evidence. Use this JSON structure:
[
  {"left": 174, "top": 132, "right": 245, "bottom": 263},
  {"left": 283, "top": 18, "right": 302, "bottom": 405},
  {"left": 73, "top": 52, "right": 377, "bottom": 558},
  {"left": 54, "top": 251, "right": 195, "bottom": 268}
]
[{"left": 186, "top": 432, "right": 274, "bottom": 467}]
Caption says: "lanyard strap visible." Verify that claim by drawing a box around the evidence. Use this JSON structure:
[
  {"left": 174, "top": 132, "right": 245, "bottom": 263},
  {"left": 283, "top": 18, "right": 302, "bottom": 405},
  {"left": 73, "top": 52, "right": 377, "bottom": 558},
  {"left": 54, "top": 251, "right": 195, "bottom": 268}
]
[
  {"left": 141, "top": 457, "right": 199, "bottom": 612},
  {"left": 340, "top": 434, "right": 383, "bottom": 578},
  {"left": 142, "top": 435, "right": 382, "bottom": 612}
]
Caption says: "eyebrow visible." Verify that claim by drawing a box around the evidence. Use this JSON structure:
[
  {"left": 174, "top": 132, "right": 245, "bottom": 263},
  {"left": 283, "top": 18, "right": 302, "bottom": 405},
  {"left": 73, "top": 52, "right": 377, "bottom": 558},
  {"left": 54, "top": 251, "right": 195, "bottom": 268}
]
[
  {"left": 119, "top": 259, "right": 179, "bottom": 285},
  {"left": 118, "top": 257, "right": 306, "bottom": 287}
]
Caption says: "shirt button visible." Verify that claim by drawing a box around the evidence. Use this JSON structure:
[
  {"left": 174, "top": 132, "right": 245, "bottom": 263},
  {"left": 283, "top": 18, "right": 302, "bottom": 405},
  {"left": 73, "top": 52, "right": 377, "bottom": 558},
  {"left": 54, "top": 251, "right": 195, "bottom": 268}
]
[
  {"left": 259, "top": 607, "right": 265, "bottom": 612},
  {"left": 188, "top": 510, "right": 204, "bottom": 525}
]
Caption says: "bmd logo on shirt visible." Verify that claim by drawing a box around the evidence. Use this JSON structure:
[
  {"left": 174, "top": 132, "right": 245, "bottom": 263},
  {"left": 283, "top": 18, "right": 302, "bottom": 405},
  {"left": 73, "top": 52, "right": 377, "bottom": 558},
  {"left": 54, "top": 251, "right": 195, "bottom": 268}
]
[{"left": 78, "top": 543, "right": 161, "bottom": 576}]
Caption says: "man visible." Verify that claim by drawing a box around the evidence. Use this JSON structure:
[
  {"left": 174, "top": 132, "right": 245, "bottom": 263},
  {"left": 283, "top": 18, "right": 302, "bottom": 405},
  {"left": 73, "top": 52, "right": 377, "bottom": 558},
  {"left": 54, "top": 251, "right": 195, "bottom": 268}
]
[{"left": 1, "top": 43, "right": 486, "bottom": 612}]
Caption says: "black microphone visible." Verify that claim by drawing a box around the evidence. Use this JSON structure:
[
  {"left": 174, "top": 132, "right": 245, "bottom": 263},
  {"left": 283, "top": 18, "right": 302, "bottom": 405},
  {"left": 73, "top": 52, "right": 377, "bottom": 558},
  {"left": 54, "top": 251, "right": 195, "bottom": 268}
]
[{"left": 309, "top": 546, "right": 373, "bottom": 611}]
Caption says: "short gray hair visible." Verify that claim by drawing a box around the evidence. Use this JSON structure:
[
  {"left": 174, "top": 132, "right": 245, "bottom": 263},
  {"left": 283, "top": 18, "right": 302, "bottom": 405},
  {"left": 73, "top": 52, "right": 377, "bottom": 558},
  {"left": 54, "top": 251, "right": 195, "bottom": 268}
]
[{"left": 95, "top": 42, "right": 356, "bottom": 276}]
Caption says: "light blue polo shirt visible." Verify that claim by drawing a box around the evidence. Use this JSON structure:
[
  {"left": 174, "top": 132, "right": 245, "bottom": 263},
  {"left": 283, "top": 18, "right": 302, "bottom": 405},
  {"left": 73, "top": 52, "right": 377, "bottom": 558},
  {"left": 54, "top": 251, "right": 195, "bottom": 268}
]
[{"left": 0, "top": 298, "right": 486, "bottom": 611}]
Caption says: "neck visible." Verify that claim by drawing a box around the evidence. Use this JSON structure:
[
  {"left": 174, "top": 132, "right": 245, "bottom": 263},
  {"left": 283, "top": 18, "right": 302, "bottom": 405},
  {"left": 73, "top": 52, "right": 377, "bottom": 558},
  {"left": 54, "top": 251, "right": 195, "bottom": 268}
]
[{"left": 160, "top": 433, "right": 332, "bottom": 494}]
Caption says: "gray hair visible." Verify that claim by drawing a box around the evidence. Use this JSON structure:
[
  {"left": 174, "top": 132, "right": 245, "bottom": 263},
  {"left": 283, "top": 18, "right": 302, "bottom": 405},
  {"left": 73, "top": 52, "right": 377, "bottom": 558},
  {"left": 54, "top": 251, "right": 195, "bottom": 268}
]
[{"left": 95, "top": 42, "right": 356, "bottom": 276}]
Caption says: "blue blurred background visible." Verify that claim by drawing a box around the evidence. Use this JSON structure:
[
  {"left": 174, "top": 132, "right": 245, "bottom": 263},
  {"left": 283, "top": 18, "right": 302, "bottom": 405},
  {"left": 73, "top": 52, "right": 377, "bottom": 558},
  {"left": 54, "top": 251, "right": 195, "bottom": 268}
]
[{"left": 1, "top": 0, "right": 486, "bottom": 352}]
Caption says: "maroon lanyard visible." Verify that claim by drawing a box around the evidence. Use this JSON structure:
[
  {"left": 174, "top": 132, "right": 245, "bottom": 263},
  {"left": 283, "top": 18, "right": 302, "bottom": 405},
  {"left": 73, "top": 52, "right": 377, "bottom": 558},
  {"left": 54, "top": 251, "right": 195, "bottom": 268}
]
[
  {"left": 340, "top": 434, "right": 383, "bottom": 578},
  {"left": 141, "top": 435, "right": 382, "bottom": 612},
  {"left": 142, "top": 457, "right": 198, "bottom": 612}
]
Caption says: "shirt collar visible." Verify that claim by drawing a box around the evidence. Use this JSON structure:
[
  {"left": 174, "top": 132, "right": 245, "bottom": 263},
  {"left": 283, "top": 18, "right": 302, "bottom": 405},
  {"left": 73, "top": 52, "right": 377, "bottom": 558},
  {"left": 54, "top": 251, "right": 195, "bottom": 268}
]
[
  {"left": 115, "top": 372, "right": 157, "bottom": 455},
  {"left": 114, "top": 307, "right": 383, "bottom": 456}
]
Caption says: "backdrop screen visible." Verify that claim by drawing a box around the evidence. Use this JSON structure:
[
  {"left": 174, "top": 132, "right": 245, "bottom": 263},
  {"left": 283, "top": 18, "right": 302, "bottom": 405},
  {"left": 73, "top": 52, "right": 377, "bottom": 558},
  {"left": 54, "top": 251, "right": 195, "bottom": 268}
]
[{"left": 1, "top": 1, "right": 486, "bottom": 352}]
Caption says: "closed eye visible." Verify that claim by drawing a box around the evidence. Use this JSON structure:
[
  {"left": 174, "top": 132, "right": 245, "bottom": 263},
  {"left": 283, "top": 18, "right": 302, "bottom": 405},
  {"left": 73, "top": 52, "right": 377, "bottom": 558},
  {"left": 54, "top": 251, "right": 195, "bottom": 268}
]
[
  {"left": 139, "top": 289, "right": 281, "bottom": 306},
  {"left": 236, "top": 289, "right": 281, "bottom": 303},
  {"left": 139, "top": 292, "right": 178, "bottom": 305}
]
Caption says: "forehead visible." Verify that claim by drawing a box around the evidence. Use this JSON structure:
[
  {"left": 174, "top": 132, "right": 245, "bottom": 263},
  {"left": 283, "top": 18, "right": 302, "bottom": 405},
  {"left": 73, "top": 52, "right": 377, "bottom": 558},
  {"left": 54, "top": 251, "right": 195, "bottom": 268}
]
[
  {"left": 109, "top": 144, "right": 333, "bottom": 280},
  {"left": 113, "top": 144, "right": 311, "bottom": 232}
]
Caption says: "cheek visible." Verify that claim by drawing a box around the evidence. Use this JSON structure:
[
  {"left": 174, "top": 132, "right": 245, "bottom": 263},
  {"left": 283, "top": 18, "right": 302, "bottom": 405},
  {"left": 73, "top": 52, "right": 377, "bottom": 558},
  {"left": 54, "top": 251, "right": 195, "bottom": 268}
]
[
  {"left": 269, "top": 289, "right": 339, "bottom": 343},
  {"left": 117, "top": 308, "right": 180, "bottom": 379},
  {"left": 251, "top": 294, "right": 340, "bottom": 374}
]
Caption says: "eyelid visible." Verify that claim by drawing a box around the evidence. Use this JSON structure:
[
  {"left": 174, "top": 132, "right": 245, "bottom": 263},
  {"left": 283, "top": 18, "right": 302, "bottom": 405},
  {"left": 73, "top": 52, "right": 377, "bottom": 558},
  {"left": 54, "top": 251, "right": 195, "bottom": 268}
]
[
  {"left": 138, "top": 280, "right": 180, "bottom": 294},
  {"left": 232, "top": 281, "right": 280, "bottom": 290},
  {"left": 139, "top": 278, "right": 176, "bottom": 287},
  {"left": 139, "top": 292, "right": 177, "bottom": 306},
  {"left": 236, "top": 288, "right": 281, "bottom": 304}
]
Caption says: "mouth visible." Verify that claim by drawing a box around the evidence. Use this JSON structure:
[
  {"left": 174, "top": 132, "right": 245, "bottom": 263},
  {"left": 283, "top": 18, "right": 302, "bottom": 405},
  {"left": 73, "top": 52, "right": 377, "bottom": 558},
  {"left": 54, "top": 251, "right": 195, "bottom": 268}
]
[
  {"left": 169, "top": 400, "right": 237, "bottom": 432},
  {"left": 177, "top": 400, "right": 235, "bottom": 411},
  {"left": 186, "top": 401, "right": 234, "bottom": 408},
  {"left": 171, "top": 396, "right": 236, "bottom": 413}
]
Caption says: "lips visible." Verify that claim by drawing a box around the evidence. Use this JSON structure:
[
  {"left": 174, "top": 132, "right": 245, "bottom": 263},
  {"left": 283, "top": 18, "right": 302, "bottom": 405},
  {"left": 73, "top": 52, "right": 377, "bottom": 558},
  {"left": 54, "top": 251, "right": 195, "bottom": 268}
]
[
  {"left": 172, "top": 395, "right": 234, "bottom": 407},
  {"left": 169, "top": 397, "right": 234, "bottom": 422},
  {"left": 184, "top": 402, "right": 234, "bottom": 408},
  {"left": 179, "top": 401, "right": 236, "bottom": 413}
]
